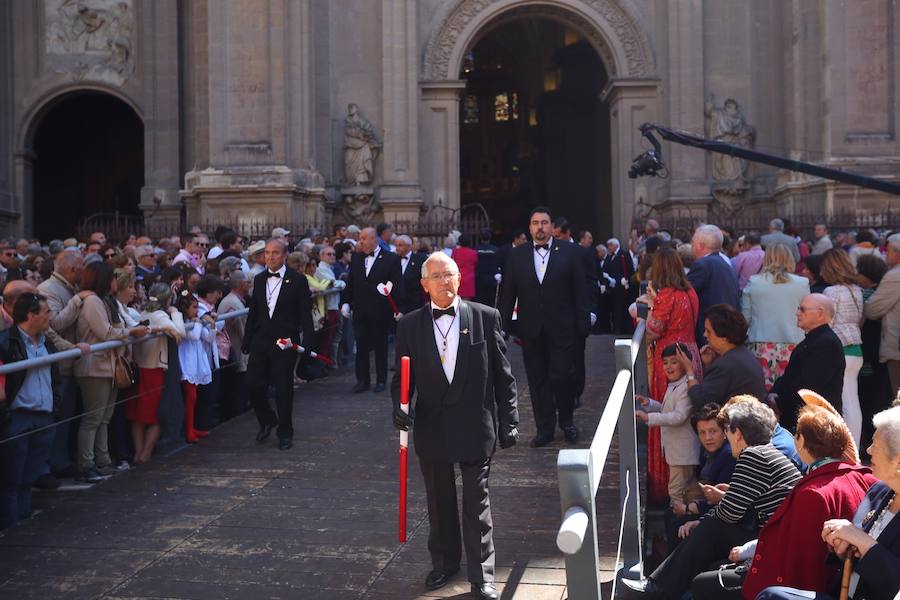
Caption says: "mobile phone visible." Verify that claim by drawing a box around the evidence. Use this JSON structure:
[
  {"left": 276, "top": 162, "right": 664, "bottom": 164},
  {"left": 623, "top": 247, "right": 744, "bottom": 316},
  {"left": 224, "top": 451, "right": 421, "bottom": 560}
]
[
  {"left": 639, "top": 281, "right": 649, "bottom": 295},
  {"left": 139, "top": 319, "right": 150, "bottom": 327}
]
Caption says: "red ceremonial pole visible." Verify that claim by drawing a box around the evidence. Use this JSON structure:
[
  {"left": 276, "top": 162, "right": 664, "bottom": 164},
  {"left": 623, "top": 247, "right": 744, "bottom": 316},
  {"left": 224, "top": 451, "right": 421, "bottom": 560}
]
[{"left": 399, "top": 355, "right": 410, "bottom": 542}]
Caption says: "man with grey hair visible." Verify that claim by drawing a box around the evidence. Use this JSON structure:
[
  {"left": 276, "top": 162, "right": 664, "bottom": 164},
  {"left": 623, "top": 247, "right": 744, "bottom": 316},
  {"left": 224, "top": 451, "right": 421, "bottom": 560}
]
[
  {"left": 865, "top": 232, "right": 900, "bottom": 393},
  {"left": 395, "top": 234, "right": 426, "bottom": 316},
  {"left": 688, "top": 224, "right": 740, "bottom": 344},
  {"left": 810, "top": 223, "right": 833, "bottom": 255},
  {"left": 761, "top": 217, "right": 800, "bottom": 262},
  {"left": 770, "top": 293, "right": 845, "bottom": 431}
]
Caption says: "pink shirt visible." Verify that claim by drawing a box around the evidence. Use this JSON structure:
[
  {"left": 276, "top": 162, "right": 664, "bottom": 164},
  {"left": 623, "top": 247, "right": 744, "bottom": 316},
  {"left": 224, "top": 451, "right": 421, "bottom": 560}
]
[{"left": 731, "top": 246, "right": 764, "bottom": 290}]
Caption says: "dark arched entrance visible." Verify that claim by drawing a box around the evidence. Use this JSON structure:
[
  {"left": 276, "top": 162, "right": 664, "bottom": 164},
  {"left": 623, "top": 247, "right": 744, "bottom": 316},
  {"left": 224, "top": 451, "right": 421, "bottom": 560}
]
[
  {"left": 31, "top": 92, "right": 144, "bottom": 241},
  {"left": 459, "top": 18, "right": 612, "bottom": 239}
]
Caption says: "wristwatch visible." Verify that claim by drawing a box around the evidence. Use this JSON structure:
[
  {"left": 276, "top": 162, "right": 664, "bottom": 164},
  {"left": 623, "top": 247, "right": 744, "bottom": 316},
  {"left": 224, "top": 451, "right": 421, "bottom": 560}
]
[{"left": 686, "top": 374, "right": 697, "bottom": 382}]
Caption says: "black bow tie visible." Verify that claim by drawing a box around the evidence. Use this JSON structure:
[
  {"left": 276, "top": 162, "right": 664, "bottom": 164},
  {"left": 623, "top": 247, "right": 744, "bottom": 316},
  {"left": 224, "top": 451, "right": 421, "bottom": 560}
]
[
  {"left": 267, "top": 271, "right": 281, "bottom": 278},
  {"left": 432, "top": 306, "right": 455, "bottom": 319},
  {"left": 534, "top": 243, "right": 549, "bottom": 250},
  {"left": 366, "top": 252, "right": 376, "bottom": 258}
]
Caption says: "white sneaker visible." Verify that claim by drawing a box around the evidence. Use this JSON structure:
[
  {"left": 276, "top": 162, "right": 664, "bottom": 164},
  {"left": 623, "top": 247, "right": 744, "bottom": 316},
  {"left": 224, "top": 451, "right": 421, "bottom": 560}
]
[{"left": 115, "top": 460, "right": 131, "bottom": 472}]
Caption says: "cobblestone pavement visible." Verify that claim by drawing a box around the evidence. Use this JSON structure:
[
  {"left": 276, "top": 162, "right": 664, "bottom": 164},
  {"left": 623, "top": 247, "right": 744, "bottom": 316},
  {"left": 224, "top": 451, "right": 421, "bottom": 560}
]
[{"left": 0, "top": 335, "right": 622, "bottom": 599}]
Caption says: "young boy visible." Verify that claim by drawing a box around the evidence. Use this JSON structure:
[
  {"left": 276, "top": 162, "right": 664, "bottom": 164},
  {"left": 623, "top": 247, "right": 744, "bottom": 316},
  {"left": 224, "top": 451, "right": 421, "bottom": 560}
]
[{"left": 636, "top": 343, "right": 702, "bottom": 507}]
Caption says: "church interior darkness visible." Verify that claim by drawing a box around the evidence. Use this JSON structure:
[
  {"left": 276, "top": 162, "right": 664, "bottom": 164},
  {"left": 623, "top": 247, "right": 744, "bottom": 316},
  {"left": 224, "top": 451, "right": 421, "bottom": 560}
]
[
  {"left": 459, "top": 18, "right": 612, "bottom": 239},
  {"left": 31, "top": 92, "right": 144, "bottom": 242}
]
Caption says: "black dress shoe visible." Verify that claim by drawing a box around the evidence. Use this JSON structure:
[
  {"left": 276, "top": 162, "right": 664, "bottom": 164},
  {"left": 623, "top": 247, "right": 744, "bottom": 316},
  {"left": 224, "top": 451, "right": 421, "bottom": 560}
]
[
  {"left": 34, "top": 473, "right": 61, "bottom": 490},
  {"left": 373, "top": 382, "right": 386, "bottom": 393},
  {"left": 471, "top": 582, "right": 498, "bottom": 599},
  {"left": 352, "top": 382, "right": 370, "bottom": 393},
  {"left": 529, "top": 433, "right": 554, "bottom": 448},
  {"left": 424, "top": 568, "right": 458, "bottom": 590},
  {"left": 620, "top": 577, "right": 663, "bottom": 598},
  {"left": 255, "top": 422, "right": 276, "bottom": 443},
  {"left": 278, "top": 438, "right": 293, "bottom": 451},
  {"left": 563, "top": 425, "right": 579, "bottom": 444}
]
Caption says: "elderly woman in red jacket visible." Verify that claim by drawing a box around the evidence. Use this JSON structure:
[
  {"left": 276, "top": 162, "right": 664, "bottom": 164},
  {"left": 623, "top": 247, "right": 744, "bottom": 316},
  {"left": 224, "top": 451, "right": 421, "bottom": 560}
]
[
  {"left": 690, "top": 396, "right": 877, "bottom": 599},
  {"left": 450, "top": 233, "right": 478, "bottom": 300}
]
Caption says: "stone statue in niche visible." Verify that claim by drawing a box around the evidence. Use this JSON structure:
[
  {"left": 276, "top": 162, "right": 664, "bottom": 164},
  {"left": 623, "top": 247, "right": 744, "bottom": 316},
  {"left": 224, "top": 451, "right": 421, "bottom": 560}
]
[
  {"left": 341, "top": 193, "right": 381, "bottom": 224},
  {"left": 343, "top": 104, "right": 382, "bottom": 186},
  {"left": 45, "top": 0, "right": 135, "bottom": 85},
  {"left": 704, "top": 94, "right": 755, "bottom": 182}
]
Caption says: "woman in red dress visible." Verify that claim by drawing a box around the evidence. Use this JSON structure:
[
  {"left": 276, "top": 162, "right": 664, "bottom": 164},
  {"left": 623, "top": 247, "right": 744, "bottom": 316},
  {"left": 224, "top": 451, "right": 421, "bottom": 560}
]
[
  {"left": 451, "top": 234, "right": 479, "bottom": 300},
  {"left": 644, "top": 247, "right": 702, "bottom": 505}
]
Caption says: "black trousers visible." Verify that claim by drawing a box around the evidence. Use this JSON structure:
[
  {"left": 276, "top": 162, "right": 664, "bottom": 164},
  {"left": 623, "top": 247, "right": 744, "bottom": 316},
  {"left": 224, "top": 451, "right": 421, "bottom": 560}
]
[
  {"left": 353, "top": 314, "right": 390, "bottom": 385},
  {"left": 419, "top": 457, "right": 495, "bottom": 584},
  {"left": 521, "top": 331, "right": 576, "bottom": 437},
  {"left": 574, "top": 335, "right": 587, "bottom": 399},
  {"left": 246, "top": 346, "right": 297, "bottom": 439},
  {"left": 611, "top": 287, "right": 631, "bottom": 334},
  {"left": 650, "top": 517, "right": 755, "bottom": 599},
  {"left": 691, "top": 564, "right": 745, "bottom": 600},
  {"left": 219, "top": 362, "right": 247, "bottom": 422}
]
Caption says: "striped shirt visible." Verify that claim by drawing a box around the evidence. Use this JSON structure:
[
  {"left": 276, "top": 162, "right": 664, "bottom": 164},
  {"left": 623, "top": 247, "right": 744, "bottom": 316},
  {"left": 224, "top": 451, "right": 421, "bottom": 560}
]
[{"left": 711, "top": 443, "right": 801, "bottom": 528}]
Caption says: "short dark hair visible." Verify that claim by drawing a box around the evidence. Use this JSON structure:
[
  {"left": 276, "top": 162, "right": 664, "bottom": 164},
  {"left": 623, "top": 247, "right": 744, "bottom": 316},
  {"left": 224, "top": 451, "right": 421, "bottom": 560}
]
[
  {"left": 376, "top": 223, "right": 392, "bottom": 236},
  {"left": 213, "top": 226, "right": 232, "bottom": 243},
  {"left": 705, "top": 304, "right": 748, "bottom": 345},
  {"left": 174, "top": 288, "right": 198, "bottom": 314},
  {"left": 745, "top": 233, "right": 761, "bottom": 246},
  {"left": 13, "top": 292, "right": 46, "bottom": 325},
  {"left": 220, "top": 231, "right": 239, "bottom": 249},
  {"left": 691, "top": 402, "right": 723, "bottom": 433},
  {"left": 857, "top": 253, "right": 889, "bottom": 284},
  {"left": 552, "top": 217, "right": 570, "bottom": 233},
  {"left": 196, "top": 274, "right": 224, "bottom": 299},
  {"left": 180, "top": 232, "right": 198, "bottom": 246},
  {"left": 661, "top": 342, "right": 691, "bottom": 361},
  {"left": 512, "top": 228, "right": 527, "bottom": 239},
  {"left": 81, "top": 261, "right": 116, "bottom": 296},
  {"left": 529, "top": 206, "right": 553, "bottom": 221},
  {"left": 333, "top": 223, "right": 346, "bottom": 235},
  {"left": 577, "top": 230, "right": 591, "bottom": 243},
  {"left": 479, "top": 228, "right": 492, "bottom": 243},
  {"left": 856, "top": 229, "right": 877, "bottom": 245}
]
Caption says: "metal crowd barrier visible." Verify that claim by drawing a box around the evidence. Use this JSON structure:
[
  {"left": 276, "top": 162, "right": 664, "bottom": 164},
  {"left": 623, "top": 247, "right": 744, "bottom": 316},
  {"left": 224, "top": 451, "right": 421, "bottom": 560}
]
[{"left": 556, "top": 321, "right": 648, "bottom": 599}]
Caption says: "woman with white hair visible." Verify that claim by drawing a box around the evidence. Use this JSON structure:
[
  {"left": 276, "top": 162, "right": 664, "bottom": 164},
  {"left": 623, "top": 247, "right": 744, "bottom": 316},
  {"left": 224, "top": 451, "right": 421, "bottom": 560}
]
[{"left": 758, "top": 403, "right": 900, "bottom": 600}]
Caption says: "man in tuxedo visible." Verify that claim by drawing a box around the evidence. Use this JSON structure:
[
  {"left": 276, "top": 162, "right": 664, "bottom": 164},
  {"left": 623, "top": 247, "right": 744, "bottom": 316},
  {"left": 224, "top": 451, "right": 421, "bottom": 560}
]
[
  {"left": 602, "top": 237, "right": 635, "bottom": 334},
  {"left": 501, "top": 207, "right": 590, "bottom": 447},
  {"left": 342, "top": 227, "right": 404, "bottom": 393},
  {"left": 395, "top": 234, "right": 426, "bottom": 315},
  {"left": 474, "top": 228, "right": 501, "bottom": 307},
  {"left": 242, "top": 239, "right": 315, "bottom": 450},
  {"left": 687, "top": 224, "right": 740, "bottom": 345},
  {"left": 392, "top": 252, "right": 518, "bottom": 600}
]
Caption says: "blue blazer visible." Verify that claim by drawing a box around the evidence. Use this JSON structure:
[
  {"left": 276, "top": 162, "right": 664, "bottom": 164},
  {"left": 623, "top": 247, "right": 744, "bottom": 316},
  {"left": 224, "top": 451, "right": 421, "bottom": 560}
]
[
  {"left": 687, "top": 253, "right": 740, "bottom": 344},
  {"left": 847, "top": 481, "right": 900, "bottom": 600}
]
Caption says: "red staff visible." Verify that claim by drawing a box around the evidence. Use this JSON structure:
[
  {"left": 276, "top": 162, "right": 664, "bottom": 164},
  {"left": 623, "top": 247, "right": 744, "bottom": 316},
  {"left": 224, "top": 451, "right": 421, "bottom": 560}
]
[
  {"left": 274, "top": 338, "right": 335, "bottom": 365},
  {"left": 377, "top": 281, "right": 400, "bottom": 317},
  {"left": 398, "top": 355, "right": 410, "bottom": 542}
]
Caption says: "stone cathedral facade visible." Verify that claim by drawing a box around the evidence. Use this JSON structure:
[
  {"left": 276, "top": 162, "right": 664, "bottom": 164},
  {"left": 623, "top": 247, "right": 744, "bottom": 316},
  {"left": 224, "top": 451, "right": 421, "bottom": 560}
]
[{"left": 0, "top": 0, "right": 898, "bottom": 240}]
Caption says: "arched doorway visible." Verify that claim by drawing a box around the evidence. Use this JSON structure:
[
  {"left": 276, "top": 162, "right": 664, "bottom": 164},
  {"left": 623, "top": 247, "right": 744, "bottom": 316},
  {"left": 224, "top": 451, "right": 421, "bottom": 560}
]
[
  {"left": 30, "top": 91, "right": 144, "bottom": 241},
  {"left": 458, "top": 18, "right": 611, "bottom": 237}
]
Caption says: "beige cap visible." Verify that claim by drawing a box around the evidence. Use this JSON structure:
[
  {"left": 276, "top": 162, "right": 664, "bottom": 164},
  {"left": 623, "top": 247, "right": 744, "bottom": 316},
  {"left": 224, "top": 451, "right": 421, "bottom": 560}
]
[
  {"left": 271, "top": 227, "right": 291, "bottom": 238},
  {"left": 63, "top": 237, "right": 79, "bottom": 248},
  {"left": 247, "top": 240, "right": 266, "bottom": 256}
]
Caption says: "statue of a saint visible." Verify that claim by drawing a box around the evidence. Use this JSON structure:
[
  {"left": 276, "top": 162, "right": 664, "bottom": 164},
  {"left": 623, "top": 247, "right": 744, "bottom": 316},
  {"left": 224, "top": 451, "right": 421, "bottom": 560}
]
[
  {"left": 704, "top": 94, "right": 755, "bottom": 182},
  {"left": 343, "top": 103, "right": 381, "bottom": 186}
]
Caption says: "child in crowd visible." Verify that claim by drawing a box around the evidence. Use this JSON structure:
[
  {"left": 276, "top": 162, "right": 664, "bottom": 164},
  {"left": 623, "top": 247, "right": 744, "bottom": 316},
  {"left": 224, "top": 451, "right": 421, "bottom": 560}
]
[
  {"left": 129, "top": 283, "right": 185, "bottom": 463},
  {"left": 635, "top": 343, "right": 702, "bottom": 508},
  {"left": 175, "top": 289, "right": 213, "bottom": 443}
]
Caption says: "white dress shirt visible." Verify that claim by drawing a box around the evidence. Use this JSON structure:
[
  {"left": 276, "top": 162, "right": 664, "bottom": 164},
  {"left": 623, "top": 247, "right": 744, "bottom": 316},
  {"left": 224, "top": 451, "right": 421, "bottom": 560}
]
[
  {"left": 533, "top": 239, "right": 553, "bottom": 284},
  {"left": 364, "top": 247, "right": 381, "bottom": 277},
  {"left": 400, "top": 253, "right": 410, "bottom": 274},
  {"left": 265, "top": 264, "right": 287, "bottom": 317},
  {"left": 431, "top": 296, "right": 461, "bottom": 383}
]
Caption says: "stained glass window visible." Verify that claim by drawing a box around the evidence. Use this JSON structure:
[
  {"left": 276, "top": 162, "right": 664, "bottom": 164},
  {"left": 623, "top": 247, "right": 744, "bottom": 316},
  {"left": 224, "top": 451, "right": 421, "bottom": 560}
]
[
  {"left": 494, "top": 92, "right": 509, "bottom": 122},
  {"left": 463, "top": 95, "right": 479, "bottom": 125},
  {"left": 511, "top": 92, "right": 519, "bottom": 120}
]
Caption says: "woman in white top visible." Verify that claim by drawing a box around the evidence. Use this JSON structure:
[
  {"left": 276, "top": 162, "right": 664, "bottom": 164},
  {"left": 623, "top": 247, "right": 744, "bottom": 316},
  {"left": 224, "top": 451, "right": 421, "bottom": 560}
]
[
  {"left": 821, "top": 248, "right": 865, "bottom": 445},
  {"left": 175, "top": 289, "right": 214, "bottom": 443},
  {"left": 741, "top": 244, "right": 810, "bottom": 389}
]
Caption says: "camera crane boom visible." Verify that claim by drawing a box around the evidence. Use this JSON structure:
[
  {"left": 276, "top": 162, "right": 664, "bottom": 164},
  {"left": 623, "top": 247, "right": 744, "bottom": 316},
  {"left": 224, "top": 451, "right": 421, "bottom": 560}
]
[{"left": 631, "top": 122, "right": 900, "bottom": 196}]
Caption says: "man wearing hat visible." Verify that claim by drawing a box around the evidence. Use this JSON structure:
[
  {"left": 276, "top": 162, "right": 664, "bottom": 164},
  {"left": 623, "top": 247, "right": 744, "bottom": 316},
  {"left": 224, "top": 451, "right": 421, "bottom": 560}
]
[
  {"left": 271, "top": 227, "right": 292, "bottom": 251},
  {"left": 247, "top": 241, "right": 267, "bottom": 279}
]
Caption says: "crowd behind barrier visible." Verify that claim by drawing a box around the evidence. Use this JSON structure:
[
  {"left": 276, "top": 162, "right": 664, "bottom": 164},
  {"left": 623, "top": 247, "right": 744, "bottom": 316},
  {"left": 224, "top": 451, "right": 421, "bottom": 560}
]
[{"left": 1, "top": 217, "right": 900, "bottom": 600}]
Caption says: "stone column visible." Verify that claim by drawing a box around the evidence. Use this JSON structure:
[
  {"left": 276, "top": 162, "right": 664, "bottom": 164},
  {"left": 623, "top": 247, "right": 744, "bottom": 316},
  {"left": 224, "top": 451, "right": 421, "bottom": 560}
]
[
  {"left": 602, "top": 79, "right": 662, "bottom": 238},
  {"left": 0, "top": 0, "right": 14, "bottom": 230},
  {"left": 419, "top": 81, "right": 465, "bottom": 213},
  {"left": 379, "top": 0, "right": 422, "bottom": 222},
  {"left": 181, "top": 0, "right": 323, "bottom": 228},
  {"left": 140, "top": 0, "right": 182, "bottom": 230}
]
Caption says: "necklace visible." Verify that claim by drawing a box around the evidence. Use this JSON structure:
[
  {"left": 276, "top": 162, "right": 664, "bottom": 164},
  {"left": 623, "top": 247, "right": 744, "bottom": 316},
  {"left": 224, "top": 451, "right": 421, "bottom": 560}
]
[
  {"left": 433, "top": 313, "right": 457, "bottom": 364},
  {"left": 535, "top": 246, "right": 550, "bottom": 274},
  {"left": 266, "top": 276, "right": 284, "bottom": 307}
]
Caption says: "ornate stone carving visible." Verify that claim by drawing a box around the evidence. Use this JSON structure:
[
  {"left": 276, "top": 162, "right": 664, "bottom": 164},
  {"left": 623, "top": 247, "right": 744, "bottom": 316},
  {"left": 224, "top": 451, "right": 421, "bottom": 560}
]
[
  {"left": 340, "top": 190, "right": 381, "bottom": 224},
  {"left": 45, "top": 0, "right": 135, "bottom": 86},
  {"left": 422, "top": 0, "right": 654, "bottom": 80},
  {"left": 705, "top": 94, "right": 755, "bottom": 183},
  {"left": 343, "top": 103, "right": 382, "bottom": 186}
]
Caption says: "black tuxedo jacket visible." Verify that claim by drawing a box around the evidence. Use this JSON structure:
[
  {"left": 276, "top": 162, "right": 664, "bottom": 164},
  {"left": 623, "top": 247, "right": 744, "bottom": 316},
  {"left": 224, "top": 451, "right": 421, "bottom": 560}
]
[
  {"left": 391, "top": 301, "right": 518, "bottom": 464},
  {"left": 242, "top": 267, "right": 315, "bottom": 354},
  {"left": 500, "top": 240, "right": 590, "bottom": 340},
  {"left": 397, "top": 252, "right": 427, "bottom": 315},
  {"left": 576, "top": 243, "right": 599, "bottom": 313},
  {"left": 343, "top": 249, "right": 404, "bottom": 320},
  {"left": 602, "top": 249, "right": 635, "bottom": 284}
]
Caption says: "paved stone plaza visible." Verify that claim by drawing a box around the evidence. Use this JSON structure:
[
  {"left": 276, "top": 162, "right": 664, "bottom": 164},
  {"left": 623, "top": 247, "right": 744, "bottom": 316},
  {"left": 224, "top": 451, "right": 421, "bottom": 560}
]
[{"left": 0, "top": 335, "right": 622, "bottom": 599}]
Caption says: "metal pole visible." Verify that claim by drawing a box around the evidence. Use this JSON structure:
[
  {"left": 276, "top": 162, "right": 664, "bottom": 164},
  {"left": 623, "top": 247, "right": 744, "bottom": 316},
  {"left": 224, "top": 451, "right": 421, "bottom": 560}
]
[
  {"left": 557, "top": 449, "right": 601, "bottom": 600},
  {"left": 614, "top": 336, "right": 644, "bottom": 581}
]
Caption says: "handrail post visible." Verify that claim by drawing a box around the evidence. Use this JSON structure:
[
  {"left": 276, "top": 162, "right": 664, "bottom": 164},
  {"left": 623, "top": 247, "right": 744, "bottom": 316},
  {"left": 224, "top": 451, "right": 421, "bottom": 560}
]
[
  {"left": 615, "top": 337, "right": 644, "bottom": 580},
  {"left": 557, "top": 449, "right": 601, "bottom": 600}
]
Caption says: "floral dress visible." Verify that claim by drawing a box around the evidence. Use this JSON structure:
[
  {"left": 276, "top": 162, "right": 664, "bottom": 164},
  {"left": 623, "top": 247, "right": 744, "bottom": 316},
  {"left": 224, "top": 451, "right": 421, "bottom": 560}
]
[{"left": 645, "top": 286, "right": 702, "bottom": 505}]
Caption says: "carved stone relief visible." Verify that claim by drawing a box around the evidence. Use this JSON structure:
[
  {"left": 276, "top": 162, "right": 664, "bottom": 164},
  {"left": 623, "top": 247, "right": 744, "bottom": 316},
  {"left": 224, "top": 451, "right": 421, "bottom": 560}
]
[
  {"left": 343, "top": 103, "right": 382, "bottom": 186},
  {"left": 45, "top": 0, "right": 135, "bottom": 86},
  {"left": 705, "top": 94, "right": 756, "bottom": 216}
]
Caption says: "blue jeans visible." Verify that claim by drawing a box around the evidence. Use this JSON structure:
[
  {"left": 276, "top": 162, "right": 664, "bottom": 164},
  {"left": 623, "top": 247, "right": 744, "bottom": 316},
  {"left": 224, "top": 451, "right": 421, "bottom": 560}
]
[
  {"left": 0, "top": 410, "right": 55, "bottom": 529},
  {"left": 756, "top": 587, "right": 833, "bottom": 600}
]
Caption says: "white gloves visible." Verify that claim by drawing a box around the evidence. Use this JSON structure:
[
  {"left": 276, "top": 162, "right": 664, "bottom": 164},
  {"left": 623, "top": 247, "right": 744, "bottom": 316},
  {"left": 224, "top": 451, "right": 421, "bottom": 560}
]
[
  {"left": 333, "top": 280, "right": 346, "bottom": 290},
  {"left": 599, "top": 285, "right": 607, "bottom": 294},
  {"left": 341, "top": 303, "right": 351, "bottom": 319},
  {"left": 494, "top": 273, "right": 502, "bottom": 283},
  {"left": 590, "top": 313, "right": 597, "bottom": 326}
]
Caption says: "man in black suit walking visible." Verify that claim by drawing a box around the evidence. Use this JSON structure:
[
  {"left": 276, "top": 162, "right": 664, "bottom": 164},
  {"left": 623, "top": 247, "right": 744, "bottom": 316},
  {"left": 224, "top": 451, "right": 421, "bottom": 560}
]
[
  {"left": 501, "top": 207, "right": 590, "bottom": 447},
  {"left": 342, "top": 227, "right": 404, "bottom": 393},
  {"left": 394, "top": 234, "right": 426, "bottom": 316},
  {"left": 242, "top": 239, "right": 315, "bottom": 450},
  {"left": 474, "top": 228, "right": 501, "bottom": 307},
  {"left": 392, "top": 252, "right": 518, "bottom": 600}
]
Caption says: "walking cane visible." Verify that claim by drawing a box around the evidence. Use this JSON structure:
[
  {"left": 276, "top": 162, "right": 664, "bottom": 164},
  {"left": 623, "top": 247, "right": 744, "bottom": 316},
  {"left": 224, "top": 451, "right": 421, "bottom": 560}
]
[
  {"left": 493, "top": 279, "right": 501, "bottom": 308},
  {"left": 839, "top": 551, "right": 854, "bottom": 600},
  {"left": 274, "top": 338, "right": 335, "bottom": 365},
  {"left": 398, "top": 355, "right": 411, "bottom": 542}
]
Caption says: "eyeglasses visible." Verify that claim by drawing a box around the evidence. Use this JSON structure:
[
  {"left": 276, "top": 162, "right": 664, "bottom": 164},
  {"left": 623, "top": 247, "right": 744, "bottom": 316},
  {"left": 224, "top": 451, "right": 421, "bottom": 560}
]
[
  {"left": 196, "top": 242, "right": 208, "bottom": 247},
  {"left": 797, "top": 306, "right": 822, "bottom": 313},
  {"left": 2, "top": 252, "right": 15, "bottom": 257},
  {"left": 425, "top": 271, "right": 459, "bottom": 282},
  {"left": 104, "top": 252, "right": 116, "bottom": 258}
]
